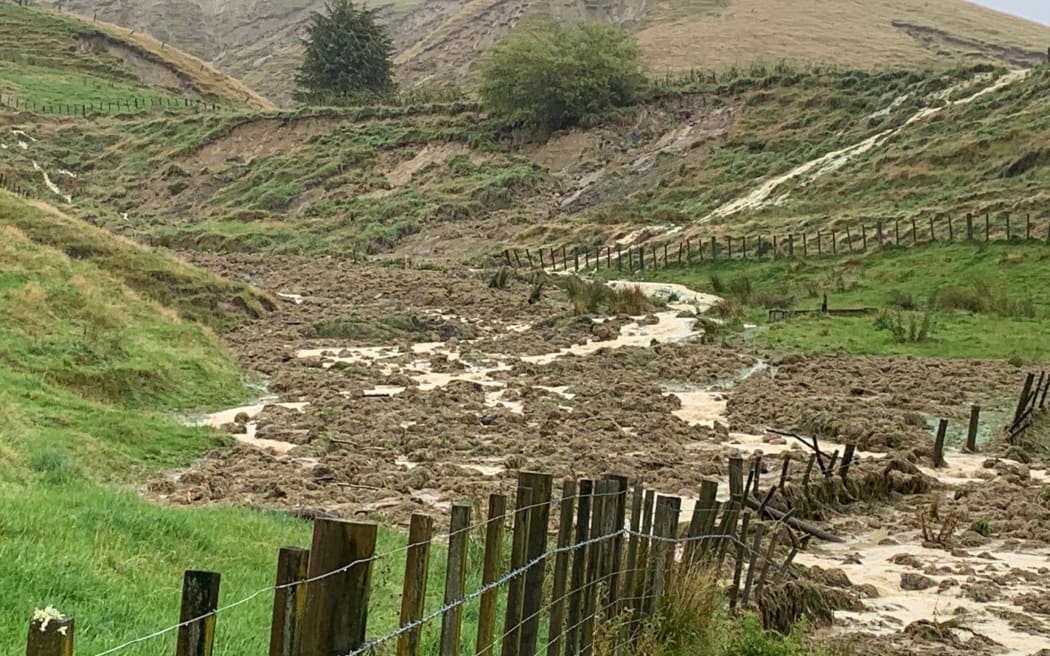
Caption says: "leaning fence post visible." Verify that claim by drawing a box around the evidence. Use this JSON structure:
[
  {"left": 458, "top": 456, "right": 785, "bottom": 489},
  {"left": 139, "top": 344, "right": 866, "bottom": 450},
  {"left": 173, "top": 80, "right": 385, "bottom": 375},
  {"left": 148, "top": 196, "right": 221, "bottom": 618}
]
[
  {"left": 546, "top": 481, "right": 577, "bottom": 656},
  {"left": 26, "top": 614, "right": 74, "bottom": 656},
  {"left": 933, "top": 419, "right": 948, "bottom": 468},
  {"left": 301, "top": 519, "right": 378, "bottom": 656},
  {"left": 729, "top": 512, "right": 751, "bottom": 609},
  {"left": 685, "top": 479, "right": 719, "bottom": 565},
  {"left": 439, "top": 504, "right": 472, "bottom": 656},
  {"left": 269, "top": 547, "right": 310, "bottom": 656},
  {"left": 398, "top": 514, "right": 434, "bottom": 656},
  {"left": 475, "top": 495, "right": 507, "bottom": 656},
  {"left": 177, "top": 571, "right": 221, "bottom": 656},
  {"left": 1014, "top": 373, "right": 1036, "bottom": 425},
  {"left": 740, "top": 522, "right": 766, "bottom": 607}
]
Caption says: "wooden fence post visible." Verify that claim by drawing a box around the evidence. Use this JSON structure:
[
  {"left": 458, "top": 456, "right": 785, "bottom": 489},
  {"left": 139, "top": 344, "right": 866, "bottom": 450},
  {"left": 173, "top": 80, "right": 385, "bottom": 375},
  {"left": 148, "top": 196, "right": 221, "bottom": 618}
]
[
  {"left": 929, "top": 217, "right": 935, "bottom": 242},
  {"left": 397, "top": 515, "right": 434, "bottom": 656},
  {"left": 895, "top": 219, "right": 900, "bottom": 245},
  {"left": 1014, "top": 373, "right": 1036, "bottom": 425},
  {"left": 802, "top": 233, "right": 808, "bottom": 257},
  {"left": 301, "top": 520, "right": 378, "bottom": 656},
  {"left": 933, "top": 419, "right": 948, "bottom": 469},
  {"left": 581, "top": 480, "right": 610, "bottom": 656},
  {"left": 502, "top": 487, "right": 533, "bottom": 656},
  {"left": 566, "top": 481, "right": 593, "bottom": 656},
  {"left": 1007, "top": 214, "right": 1012, "bottom": 240},
  {"left": 26, "top": 615, "right": 74, "bottom": 656},
  {"left": 816, "top": 232, "right": 822, "bottom": 255},
  {"left": 728, "top": 457, "right": 744, "bottom": 502},
  {"left": 711, "top": 236, "right": 717, "bottom": 259},
  {"left": 1027, "top": 213, "right": 1032, "bottom": 240},
  {"left": 685, "top": 479, "right": 719, "bottom": 565},
  {"left": 985, "top": 213, "right": 990, "bottom": 241},
  {"left": 967, "top": 213, "right": 974, "bottom": 241},
  {"left": 862, "top": 224, "right": 870, "bottom": 250},
  {"left": 966, "top": 406, "right": 981, "bottom": 453},
  {"left": 643, "top": 496, "right": 681, "bottom": 617},
  {"left": 729, "top": 512, "right": 751, "bottom": 609},
  {"left": 519, "top": 472, "right": 553, "bottom": 656},
  {"left": 845, "top": 226, "right": 853, "bottom": 253},
  {"left": 740, "top": 522, "right": 766, "bottom": 607},
  {"left": 831, "top": 230, "right": 837, "bottom": 254},
  {"left": 177, "top": 571, "right": 221, "bottom": 656},
  {"left": 788, "top": 234, "right": 794, "bottom": 257},
  {"left": 948, "top": 216, "right": 954, "bottom": 241},
  {"left": 601, "top": 473, "right": 629, "bottom": 618},
  {"left": 839, "top": 444, "right": 856, "bottom": 481},
  {"left": 630, "top": 490, "right": 656, "bottom": 617},
  {"left": 621, "top": 484, "right": 644, "bottom": 604},
  {"left": 911, "top": 218, "right": 917, "bottom": 244},
  {"left": 547, "top": 482, "right": 577, "bottom": 656},
  {"left": 270, "top": 548, "right": 310, "bottom": 656},
  {"left": 475, "top": 495, "right": 507, "bottom": 656},
  {"left": 439, "top": 504, "right": 472, "bottom": 656}
]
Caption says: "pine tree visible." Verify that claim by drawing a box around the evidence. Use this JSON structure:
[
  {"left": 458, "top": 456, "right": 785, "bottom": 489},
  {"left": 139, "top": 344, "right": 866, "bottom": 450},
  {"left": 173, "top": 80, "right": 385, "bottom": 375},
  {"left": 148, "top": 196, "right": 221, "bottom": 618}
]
[{"left": 295, "top": 0, "right": 395, "bottom": 104}]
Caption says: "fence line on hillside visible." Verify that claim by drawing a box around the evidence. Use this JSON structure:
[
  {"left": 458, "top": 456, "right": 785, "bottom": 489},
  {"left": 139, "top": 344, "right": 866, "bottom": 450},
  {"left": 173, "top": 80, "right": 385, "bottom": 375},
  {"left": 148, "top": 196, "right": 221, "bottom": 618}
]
[
  {"left": 22, "top": 367, "right": 1044, "bottom": 656},
  {"left": 504, "top": 213, "right": 1050, "bottom": 273},
  {"left": 0, "top": 91, "right": 221, "bottom": 116},
  {"left": 0, "top": 172, "right": 33, "bottom": 199}
]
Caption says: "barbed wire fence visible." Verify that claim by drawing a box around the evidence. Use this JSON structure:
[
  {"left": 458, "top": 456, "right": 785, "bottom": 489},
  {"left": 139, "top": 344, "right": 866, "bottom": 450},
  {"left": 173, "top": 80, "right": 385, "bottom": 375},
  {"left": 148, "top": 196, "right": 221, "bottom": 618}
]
[{"left": 24, "top": 461, "right": 815, "bottom": 656}]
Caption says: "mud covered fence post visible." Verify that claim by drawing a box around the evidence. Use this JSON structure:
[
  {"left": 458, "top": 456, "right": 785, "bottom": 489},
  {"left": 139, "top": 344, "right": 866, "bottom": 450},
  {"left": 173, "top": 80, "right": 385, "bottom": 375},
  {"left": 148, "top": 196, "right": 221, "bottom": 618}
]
[
  {"left": 932, "top": 419, "right": 948, "bottom": 468},
  {"left": 966, "top": 405, "right": 981, "bottom": 453},
  {"left": 26, "top": 614, "right": 74, "bottom": 656},
  {"left": 398, "top": 514, "right": 434, "bottom": 656}
]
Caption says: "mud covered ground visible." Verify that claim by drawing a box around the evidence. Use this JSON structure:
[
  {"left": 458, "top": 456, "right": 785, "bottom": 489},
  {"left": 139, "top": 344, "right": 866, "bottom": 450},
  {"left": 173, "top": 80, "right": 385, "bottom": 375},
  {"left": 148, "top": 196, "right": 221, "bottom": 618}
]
[{"left": 160, "top": 253, "right": 1049, "bottom": 655}]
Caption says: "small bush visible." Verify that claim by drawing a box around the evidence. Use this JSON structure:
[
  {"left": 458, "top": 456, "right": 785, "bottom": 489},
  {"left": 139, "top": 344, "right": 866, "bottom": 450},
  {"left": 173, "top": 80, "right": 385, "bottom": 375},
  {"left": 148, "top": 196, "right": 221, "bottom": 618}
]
[
  {"left": 727, "top": 276, "right": 754, "bottom": 304},
  {"left": 608, "top": 286, "right": 650, "bottom": 316},
  {"left": 930, "top": 281, "right": 1038, "bottom": 318},
  {"left": 709, "top": 273, "right": 726, "bottom": 294},
  {"left": 561, "top": 276, "right": 609, "bottom": 315},
  {"left": 874, "top": 309, "right": 933, "bottom": 343},
  {"left": 726, "top": 613, "right": 807, "bottom": 656},
  {"left": 1008, "top": 353, "right": 1026, "bottom": 368},
  {"left": 970, "top": 518, "right": 992, "bottom": 537}
]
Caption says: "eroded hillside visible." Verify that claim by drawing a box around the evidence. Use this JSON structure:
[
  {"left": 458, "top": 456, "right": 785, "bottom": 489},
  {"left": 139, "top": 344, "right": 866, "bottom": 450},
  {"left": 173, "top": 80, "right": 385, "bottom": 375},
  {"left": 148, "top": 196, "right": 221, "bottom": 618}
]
[
  {"left": 5, "top": 63, "right": 1049, "bottom": 260},
  {"left": 36, "top": 0, "right": 1050, "bottom": 105}
]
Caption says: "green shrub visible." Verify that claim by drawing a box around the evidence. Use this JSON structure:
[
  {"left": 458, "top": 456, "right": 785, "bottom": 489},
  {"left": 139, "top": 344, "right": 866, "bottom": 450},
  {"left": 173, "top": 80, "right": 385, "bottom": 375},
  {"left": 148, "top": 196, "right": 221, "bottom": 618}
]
[
  {"left": 479, "top": 20, "right": 645, "bottom": 132},
  {"left": 970, "top": 518, "right": 992, "bottom": 537},
  {"left": 874, "top": 309, "right": 933, "bottom": 343},
  {"left": 930, "top": 281, "right": 1038, "bottom": 318},
  {"left": 709, "top": 274, "right": 727, "bottom": 294},
  {"left": 608, "top": 286, "right": 650, "bottom": 316},
  {"left": 727, "top": 613, "right": 807, "bottom": 656}
]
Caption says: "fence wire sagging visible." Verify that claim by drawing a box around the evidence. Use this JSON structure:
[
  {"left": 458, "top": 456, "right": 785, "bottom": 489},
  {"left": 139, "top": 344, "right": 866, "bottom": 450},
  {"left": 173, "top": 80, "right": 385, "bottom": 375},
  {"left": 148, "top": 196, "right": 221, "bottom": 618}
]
[{"left": 26, "top": 463, "right": 809, "bottom": 656}]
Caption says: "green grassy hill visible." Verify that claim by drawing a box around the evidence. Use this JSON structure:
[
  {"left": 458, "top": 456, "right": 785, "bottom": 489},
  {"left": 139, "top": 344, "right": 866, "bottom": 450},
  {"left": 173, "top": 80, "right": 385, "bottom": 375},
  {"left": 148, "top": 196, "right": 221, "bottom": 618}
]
[{"left": 0, "top": 3, "right": 273, "bottom": 112}]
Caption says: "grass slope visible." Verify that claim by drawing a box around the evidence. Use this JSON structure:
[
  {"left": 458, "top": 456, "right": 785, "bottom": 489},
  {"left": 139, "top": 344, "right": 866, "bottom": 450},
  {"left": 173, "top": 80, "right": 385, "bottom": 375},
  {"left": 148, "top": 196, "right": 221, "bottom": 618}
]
[
  {"left": 0, "top": 195, "right": 275, "bottom": 328},
  {"left": 641, "top": 241, "right": 1050, "bottom": 361},
  {"left": 0, "top": 3, "right": 272, "bottom": 111},
  {"left": 637, "top": 0, "right": 1050, "bottom": 75}
]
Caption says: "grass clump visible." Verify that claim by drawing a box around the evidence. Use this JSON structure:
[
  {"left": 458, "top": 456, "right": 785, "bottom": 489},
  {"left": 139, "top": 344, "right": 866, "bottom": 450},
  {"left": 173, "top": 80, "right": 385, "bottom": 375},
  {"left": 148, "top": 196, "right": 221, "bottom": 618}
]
[
  {"left": 560, "top": 277, "right": 652, "bottom": 316},
  {"left": 929, "top": 281, "right": 1037, "bottom": 318},
  {"left": 873, "top": 309, "right": 933, "bottom": 343}
]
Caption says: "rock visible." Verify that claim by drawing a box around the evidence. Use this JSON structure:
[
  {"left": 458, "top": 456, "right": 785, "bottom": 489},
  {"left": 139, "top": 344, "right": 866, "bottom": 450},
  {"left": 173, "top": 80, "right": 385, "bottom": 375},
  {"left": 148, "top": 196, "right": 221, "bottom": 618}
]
[
  {"left": 479, "top": 414, "right": 498, "bottom": 426},
  {"left": 900, "top": 573, "right": 937, "bottom": 591},
  {"left": 234, "top": 411, "right": 251, "bottom": 424},
  {"left": 890, "top": 554, "right": 924, "bottom": 569}
]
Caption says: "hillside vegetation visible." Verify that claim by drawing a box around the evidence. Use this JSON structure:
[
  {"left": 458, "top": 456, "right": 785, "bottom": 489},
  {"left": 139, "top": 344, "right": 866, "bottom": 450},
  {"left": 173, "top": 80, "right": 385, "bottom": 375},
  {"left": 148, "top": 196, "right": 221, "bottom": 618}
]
[
  {"left": 0, "top": 3, "right": 272, "bottom": 111},
  {"left": 6, "top": 62, "right": 1050, "bottom": 259},
  {"left": 640, "top": 241, "right": 1050, "bottom": 361},
  {"left": 35, "top": 0, "right": 1050, "bottom": 105}
]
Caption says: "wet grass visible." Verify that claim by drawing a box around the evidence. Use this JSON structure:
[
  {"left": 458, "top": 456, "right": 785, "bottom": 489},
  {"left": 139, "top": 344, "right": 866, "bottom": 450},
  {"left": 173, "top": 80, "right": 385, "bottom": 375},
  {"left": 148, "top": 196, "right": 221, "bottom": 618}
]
[{"left": 641, "top": 241, "right": 1050, "bottom": 361}]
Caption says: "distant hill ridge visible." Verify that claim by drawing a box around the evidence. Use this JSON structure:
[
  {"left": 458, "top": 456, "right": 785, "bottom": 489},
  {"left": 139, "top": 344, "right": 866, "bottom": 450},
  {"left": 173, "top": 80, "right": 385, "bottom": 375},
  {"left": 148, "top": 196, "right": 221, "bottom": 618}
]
[{"left": 33, "top": 0, "right": 1050, "bottom": 106}]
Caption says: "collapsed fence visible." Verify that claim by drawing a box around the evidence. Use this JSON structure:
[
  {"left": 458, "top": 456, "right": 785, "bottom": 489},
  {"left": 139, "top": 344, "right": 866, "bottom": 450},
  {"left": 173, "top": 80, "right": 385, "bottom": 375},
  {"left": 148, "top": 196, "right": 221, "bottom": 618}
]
[
  {"left": 1006, "top": 370, "right": 1050, "bottom": 445},
  {"left": 20, "top": 364, "right": 1045, "bottom": 656},
  {"left": 504, "top": 213, "right": 1050, "bottom": 273}
]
